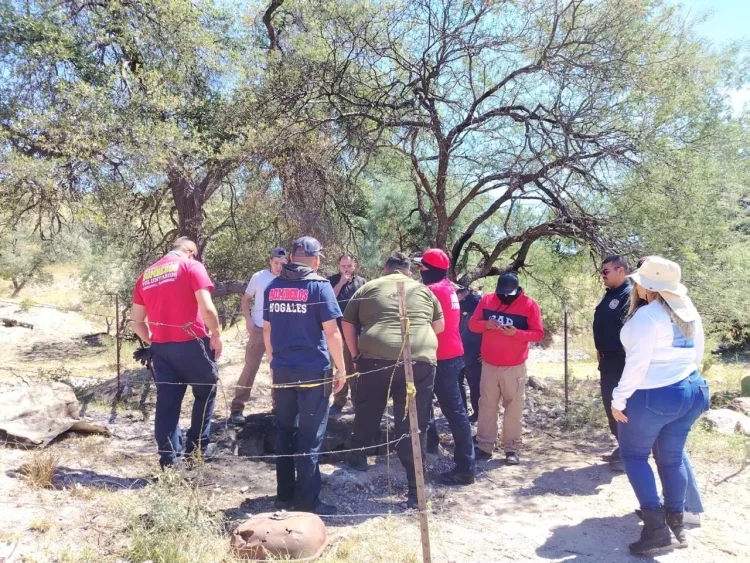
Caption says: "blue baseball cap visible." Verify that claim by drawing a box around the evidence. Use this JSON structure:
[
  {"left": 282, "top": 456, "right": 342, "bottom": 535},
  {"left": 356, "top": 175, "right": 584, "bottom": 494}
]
[{"left": 292, "top": 236, "right": 324, "bottom": 258}]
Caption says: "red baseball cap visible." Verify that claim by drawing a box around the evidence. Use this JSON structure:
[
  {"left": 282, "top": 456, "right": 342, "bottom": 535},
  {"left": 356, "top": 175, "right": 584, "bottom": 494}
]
[{"left": 415, "top": 248, "right": 450, "bottom": 270}]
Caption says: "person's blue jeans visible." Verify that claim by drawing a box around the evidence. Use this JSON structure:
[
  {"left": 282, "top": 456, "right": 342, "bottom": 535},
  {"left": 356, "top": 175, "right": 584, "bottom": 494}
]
[
  {"left": 463, "top": 359, "right": 482, "bottom": 416},
  {"left": 653, "top": 447, "right": 704, "bottom": 513},
  {"left": 150, "top": 338, "right": 217, "bottom": 468},
  {"left": 273, "top": 367, "right": 331, "bottom": 511},
  {"left": 618, "top": 371, "right": 709, "bottom": 512},
  {"left": 430, "top": 357, "right": 476, "bottom": 474}
]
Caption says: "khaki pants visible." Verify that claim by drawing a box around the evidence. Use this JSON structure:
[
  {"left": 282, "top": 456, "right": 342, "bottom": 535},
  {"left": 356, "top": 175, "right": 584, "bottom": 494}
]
[
  {"left": 333, "top": 344, "right": 357, "bottom": 407},
  {"left": 231, "top": 324, "right": 266, "bottom": 412},
  {"left": 476, "top": 362, "right": 527, "bottom": 454}
]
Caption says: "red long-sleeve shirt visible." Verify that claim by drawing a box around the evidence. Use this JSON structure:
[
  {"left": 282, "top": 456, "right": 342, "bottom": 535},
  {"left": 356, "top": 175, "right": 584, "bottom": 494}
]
[{"left": 469, "top": 291, "right": 544, "bottom": 367}]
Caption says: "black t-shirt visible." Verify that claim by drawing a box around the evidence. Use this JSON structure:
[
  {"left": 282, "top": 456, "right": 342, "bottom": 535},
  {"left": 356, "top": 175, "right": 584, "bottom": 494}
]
[
  {"left": 327, "top": 273, "right": 366, "bottom": 318},
  {"left": 593, "top": 281, "right": 631, "bottom": 353}
]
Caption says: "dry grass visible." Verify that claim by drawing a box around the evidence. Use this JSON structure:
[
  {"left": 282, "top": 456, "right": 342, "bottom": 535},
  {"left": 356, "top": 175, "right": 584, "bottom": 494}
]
[
  {"left": 317, "top": 518, "right": 422, "bottom": 563},
  {"left": 28, "top": 517, "right": 54, "bottom": 533},
  {"left": 20, "top": 451, "right": 59, "bottom": 489}
]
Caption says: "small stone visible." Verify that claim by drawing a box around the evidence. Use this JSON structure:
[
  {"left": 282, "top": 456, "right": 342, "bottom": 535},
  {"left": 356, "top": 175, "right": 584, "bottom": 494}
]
[{"left": 239, "top": 486, "right": 249, "bottom": 493}]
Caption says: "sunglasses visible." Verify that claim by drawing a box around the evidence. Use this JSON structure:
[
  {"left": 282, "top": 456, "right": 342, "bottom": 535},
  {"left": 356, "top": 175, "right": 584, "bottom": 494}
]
[{"left": 601, "top": 267, "right": 622, "bottom": 276}]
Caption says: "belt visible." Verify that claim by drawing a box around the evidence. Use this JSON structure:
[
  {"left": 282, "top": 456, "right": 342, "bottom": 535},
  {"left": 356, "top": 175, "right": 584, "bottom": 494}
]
[{"left": 599, "top": 350, "right": 625, "bottom": 358}]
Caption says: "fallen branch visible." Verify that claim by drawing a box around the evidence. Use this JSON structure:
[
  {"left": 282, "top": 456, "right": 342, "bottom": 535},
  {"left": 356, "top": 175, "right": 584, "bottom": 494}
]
[{"left": 1, "top": 317, "right": 34, "bottom": 329}]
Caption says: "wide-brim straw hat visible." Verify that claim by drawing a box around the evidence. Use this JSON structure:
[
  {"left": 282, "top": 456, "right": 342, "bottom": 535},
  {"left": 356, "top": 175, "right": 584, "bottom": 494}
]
[{"left": 628, "top": 256, "right": 697, "bottom": 322}]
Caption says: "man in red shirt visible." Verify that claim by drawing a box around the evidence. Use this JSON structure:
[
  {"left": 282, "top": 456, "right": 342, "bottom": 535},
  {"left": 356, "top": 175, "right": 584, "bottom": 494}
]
[
  {"left": 469, "top": 272, "right": 543, "bottom": 465},
  {"left": 417, "top": 249, "right": 476, "bottom": 484},
  {"left": 129, "top": 237, "right": 223, "bottom": 469}
]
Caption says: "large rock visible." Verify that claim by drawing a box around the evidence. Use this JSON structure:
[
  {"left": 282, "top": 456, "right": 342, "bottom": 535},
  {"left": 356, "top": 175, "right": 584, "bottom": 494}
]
[
  {"left": 729, "top": 397, "right": 750, "bottom": 417},
  {"left": 702, "top": 409, "right": 750, "bottom": 436}
]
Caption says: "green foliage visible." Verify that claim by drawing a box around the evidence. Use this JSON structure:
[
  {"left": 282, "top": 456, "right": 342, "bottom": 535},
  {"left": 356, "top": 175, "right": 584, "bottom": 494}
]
[
  {"left": 612, "top": 118, "right": 750, "bottom": 344},
  {"left": 0, "top": 220, "right": 82, "bottom": 296}
]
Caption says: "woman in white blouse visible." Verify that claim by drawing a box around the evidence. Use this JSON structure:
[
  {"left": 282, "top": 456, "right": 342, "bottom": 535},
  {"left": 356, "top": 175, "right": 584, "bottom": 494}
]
[{"left": 611, "top": 257, "right": 709, "bottom": 555}]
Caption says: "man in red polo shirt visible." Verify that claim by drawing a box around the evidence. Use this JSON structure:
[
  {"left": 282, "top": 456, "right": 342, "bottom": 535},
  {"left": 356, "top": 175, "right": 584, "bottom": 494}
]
[
  {"left": 417, "top": 248, "right": 476, "bottom": 485},
  {"left": 130, "top": 237, "right": 223, "bottom": 469}
]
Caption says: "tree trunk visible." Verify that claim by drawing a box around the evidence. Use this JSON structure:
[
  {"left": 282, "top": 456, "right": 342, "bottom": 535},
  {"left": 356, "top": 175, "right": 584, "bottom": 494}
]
[{"left": 168, "top": 163, "right": 206, "bottom": 257}]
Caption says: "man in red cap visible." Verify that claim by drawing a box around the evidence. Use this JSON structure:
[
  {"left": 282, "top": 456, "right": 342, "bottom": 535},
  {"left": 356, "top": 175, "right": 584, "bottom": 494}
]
[
  {"left": 416, "top": 248, "right": 476, "bottom": 484},
  {"left": 469, "top": 272, "right": 544, "bottom": 465}
]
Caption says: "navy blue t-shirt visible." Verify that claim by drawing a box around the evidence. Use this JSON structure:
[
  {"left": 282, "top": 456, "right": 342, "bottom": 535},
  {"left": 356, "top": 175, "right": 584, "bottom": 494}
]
[
  {"left": 263, "top": 276, "right": 342, "bottom": 377},
  {"left": 593, "top": 281, "right": 631, "bottom": 353}
]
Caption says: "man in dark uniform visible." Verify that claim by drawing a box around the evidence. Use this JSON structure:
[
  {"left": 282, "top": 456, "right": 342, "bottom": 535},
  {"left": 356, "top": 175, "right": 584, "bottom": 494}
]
[
  {"left": 328, "top": 253, "right": 366, "bottom": 415},
  {"left": 593, "top": 255, "right": 631, "bottom": 472},
  {"left": 457, "top": 286, "right": 483, "bottom": 422},
  {"left": 263, "top": 236, "right": 347, "bottom": 515}
]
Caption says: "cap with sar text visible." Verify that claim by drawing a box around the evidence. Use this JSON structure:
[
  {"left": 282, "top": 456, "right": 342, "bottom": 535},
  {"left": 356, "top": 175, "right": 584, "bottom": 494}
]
[{"left": 271, "top": 247, "right": 288, "bottom": 259}]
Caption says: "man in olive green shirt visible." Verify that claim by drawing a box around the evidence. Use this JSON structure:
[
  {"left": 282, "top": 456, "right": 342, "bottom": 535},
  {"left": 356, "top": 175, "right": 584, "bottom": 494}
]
[{"left": 341, "top": 252, "right": 444, "bottom": 509}]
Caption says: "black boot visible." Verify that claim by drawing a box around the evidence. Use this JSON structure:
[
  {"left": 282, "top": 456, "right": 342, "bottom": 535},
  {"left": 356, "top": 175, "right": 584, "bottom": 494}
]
[
  {"left": 666, "top": 511, "right": 687, "bottom": 547},
  {"left": 629, "top": 508, "right": 672, "bottom": 555},
  {"left": 346, "top": 452, "right": 369, "bottom": 471}
]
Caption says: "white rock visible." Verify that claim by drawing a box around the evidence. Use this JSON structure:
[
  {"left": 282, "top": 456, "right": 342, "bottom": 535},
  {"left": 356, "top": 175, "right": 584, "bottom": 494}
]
[{"left": 703, "top": 409, "right": 750, "bottom": 435}]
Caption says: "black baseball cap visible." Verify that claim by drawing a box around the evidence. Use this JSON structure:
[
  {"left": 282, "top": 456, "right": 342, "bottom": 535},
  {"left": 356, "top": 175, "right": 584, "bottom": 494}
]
[
  {"left": 496, "top": 272, "right": 520, "bottom": 295},
  {"left": 292, "top": 236, "right": 324, "bottom": 257},
  {"left": 271, "top": 247, "right": 288, "bottom": 259}
]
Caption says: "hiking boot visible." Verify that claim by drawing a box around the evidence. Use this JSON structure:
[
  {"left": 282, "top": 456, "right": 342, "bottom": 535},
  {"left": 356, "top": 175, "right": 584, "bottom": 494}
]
[
  {"left": 329, "top": 403, "right": 344, "bottom": 417},
  {"left": 310, "top": 501, "right": 338, "bottom": 516},
  {"left": 628, "top": 508, "right": 672, "bottom": 555},
  {"left": 505, "top": 451, "right": 520, "bottom": 465},
  {"left": 666, "top": 512, "right": 687, "bottom": 547},
  {"left": 230, "top": 411, "right": 246, "bottom": 425},
  {"left": 475, "top": 448, "right": 493, "bottom": 461},
  {"left": 406, "top": 486, "right": 432, "bottom": 509},
  {"left": 608, "top": 448, "right": 625, "bottom": 472},
  {"left": 346, "top": 452, "right": 369, "bottom": 472},
  {"left": 437, "top": 468, "right": 475, "bottom": 486},
  {"left": 274, "top": 498, "right": 294, "bottom": 510}
]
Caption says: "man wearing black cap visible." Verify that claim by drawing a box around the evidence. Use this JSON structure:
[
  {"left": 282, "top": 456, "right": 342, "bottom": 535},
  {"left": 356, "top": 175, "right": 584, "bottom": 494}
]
[
  {"left": 417, "top": 249, "right": 476, "bottom": 485},
  {"left": 230, "top": 246, "right": 288, "bottom": 425},
  {"left": 263, "top": 236, "right": 347, "bottom": 515},
  {"left": 469, "top": 272, "right": 544, "bottom": 465},
  {"left": 593, "top": 255, "right": 631, "bottom": 471}
]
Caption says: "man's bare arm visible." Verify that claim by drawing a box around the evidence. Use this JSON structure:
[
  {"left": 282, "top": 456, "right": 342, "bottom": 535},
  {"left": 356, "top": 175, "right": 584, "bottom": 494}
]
[
  {"left": 129, "top": 303, "right": 151, "bottom": 345},
  {"left": 323, "top": 319, "right": 346, "bottom": 393},
  {"left": 341, "top": 320, "right": 360, "bottom": 359}
]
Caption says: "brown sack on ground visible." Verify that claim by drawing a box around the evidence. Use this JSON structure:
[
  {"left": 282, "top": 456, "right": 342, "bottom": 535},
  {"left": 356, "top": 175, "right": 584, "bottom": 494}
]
[
  {"left": 0, "top": 382, "right": 108, "bottom": 446},
  {"left": 231, "top": 511, "right": 328, "bottom": 561}
]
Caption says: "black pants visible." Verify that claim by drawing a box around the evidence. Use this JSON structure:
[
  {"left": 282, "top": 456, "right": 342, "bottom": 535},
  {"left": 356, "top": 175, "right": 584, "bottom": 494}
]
[
  {"left": 599, "top": 353, "right": 626, "bottom": 439},
  {"left": 150, "top": 338, "right": 217, "bottom": 468},
  {"left": 460, "top": 359, "right": 482, "bottom": 416},
  {"left": 351, "top": 358, "right": 435, "bottom": 488},
  {"left": 273, "top": 367, "right": 331, "bottom": 511}
]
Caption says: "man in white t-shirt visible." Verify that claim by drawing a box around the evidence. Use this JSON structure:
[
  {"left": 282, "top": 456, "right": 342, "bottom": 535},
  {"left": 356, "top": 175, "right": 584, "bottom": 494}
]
[{"left": 230, "top": 247, "right": 288, "bottom": 424}]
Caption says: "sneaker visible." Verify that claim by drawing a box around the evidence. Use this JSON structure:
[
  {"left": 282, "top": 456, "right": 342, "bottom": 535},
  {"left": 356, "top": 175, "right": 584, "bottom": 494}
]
[
  {"left": 437, "top": 468, "right": 475, "bottom": 486},
  {"left": 475, "top": 448, "right": 493, "bottom": 461},
  {"left": 329, "top": 403, "right": 344, "bottom": 417},
  {"left": 274, "top": 498, "right": 294, "bottom": 510},
  {"left": 505, "top": 451, "right": 520, "bottom": 465},
  {"left": 230, "top": 411, "right": 246, "bottom": 425},
  {"left": 310, "top": 501, "right": 338, "bottom": 516},
  {"left": 609, "top": 458, "right": 626, "bottom": 472}
]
